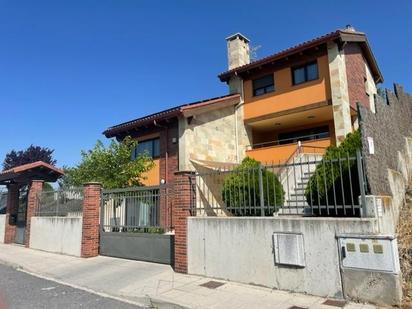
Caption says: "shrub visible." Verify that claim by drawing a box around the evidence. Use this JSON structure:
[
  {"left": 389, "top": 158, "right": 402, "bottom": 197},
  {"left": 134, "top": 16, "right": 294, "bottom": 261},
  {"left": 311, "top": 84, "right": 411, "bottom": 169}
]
[
  {"left": 222, "top": 157, "right": 284, "bottom": 216},
  {"left": 305, "top": 130, "right": 362, "bottom": 215}
]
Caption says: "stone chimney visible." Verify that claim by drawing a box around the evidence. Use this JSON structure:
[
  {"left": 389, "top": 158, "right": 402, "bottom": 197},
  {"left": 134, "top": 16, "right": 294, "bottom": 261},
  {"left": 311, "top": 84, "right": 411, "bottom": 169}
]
[{"left": 226, "top": 33, "right": 250, "bottom": 70}]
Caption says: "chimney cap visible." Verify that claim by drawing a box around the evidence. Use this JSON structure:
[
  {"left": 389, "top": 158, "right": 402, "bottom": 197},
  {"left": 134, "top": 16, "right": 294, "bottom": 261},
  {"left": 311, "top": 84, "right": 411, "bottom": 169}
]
[
  {"left": 225, "top": 32, "right": 250, "bottom": 43},
  {"left": 344, "top": 24, "right": 356, "bottom": 32}
]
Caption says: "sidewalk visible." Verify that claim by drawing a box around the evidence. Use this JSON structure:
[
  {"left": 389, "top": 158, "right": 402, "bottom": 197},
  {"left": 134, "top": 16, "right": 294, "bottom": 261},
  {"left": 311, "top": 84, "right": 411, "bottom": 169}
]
[{"left": 0, "top": 244, "right": 374, "bottom": 309}]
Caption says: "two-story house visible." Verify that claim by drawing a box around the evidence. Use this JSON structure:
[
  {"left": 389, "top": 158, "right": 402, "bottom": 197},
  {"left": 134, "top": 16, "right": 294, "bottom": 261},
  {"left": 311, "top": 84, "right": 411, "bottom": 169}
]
[{"left": 104, "top": 25, "right": 382, "bottom": 188}]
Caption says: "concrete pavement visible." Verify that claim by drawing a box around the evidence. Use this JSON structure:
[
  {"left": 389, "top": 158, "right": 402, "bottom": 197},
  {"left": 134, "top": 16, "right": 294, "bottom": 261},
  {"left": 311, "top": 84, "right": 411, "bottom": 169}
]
[{"left": 0, "top": 244, "right": 375, "bottom": 309}]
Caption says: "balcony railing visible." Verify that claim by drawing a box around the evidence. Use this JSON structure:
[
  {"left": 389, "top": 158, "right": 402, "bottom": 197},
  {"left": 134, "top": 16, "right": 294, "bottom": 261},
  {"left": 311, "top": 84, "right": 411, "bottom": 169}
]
[{"left": 247, "top": 132, "right": 330, "bottom": 150}]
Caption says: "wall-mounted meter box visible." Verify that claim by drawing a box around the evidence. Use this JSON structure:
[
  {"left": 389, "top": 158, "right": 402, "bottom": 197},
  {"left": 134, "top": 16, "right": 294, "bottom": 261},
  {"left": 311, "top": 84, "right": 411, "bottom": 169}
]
[
  {"left": 273, "top": 232, "right": 305, "bottom": 267},
  {"left": 338, "top": 235, "right": 400, "bottom": 273}
]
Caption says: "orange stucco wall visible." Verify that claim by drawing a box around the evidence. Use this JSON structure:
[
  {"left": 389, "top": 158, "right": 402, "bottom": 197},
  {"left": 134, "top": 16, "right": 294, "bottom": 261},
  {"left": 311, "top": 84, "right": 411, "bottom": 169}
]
[
  {"left": 141, "top": 158, "right": 160, "bottom": 186},
  {"left": 243, "top": 55, "right": 331, "bottom": 121},
  {"left": 246, "top": 138, "right": 331, "bottom": 165}
]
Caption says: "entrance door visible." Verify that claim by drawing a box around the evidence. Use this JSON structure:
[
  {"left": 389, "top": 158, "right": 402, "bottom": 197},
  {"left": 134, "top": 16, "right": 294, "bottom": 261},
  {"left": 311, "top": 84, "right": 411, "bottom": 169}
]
[{"left": 15, "top": 186, "right": 28, "bottom": 245}]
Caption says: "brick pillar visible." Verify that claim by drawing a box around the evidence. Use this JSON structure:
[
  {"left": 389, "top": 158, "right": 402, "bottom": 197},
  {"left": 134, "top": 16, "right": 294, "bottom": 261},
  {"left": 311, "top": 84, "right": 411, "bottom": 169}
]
[
  {"left": 173, "top": 171, "right": 194, "bottom": 273},
  {"left": 25, "top": 180, "right": 43, "bottom": 247},
  {"left": 4, "top": 184, "right": 19, "bottom": 244},
  {"left": 81, "top": 182, "right": 101, "bottom": 258}
]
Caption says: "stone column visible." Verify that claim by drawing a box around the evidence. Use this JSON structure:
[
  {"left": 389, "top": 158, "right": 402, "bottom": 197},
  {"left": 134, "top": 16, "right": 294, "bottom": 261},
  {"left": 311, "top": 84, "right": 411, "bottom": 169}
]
[
  {"left": 4, "top": 184, "right": 19, "bottom": 244},
  {"left": 173, "top": 171, "right": 195, "bottom": 273},
  {"left": 81, "top": 182, "right": 101, "bottom": 258},
  {"left": 327, "top": 41, "right": 353, "bottom": 145},
  {"left": 25, "top": 180, "right": 43, "bottom": 247}
]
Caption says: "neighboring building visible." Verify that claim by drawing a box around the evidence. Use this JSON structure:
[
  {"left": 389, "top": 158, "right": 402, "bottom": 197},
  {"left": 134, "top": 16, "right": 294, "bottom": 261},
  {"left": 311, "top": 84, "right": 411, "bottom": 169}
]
[{"left": 103, "top": 25, "right": 383, "bottom": 186}]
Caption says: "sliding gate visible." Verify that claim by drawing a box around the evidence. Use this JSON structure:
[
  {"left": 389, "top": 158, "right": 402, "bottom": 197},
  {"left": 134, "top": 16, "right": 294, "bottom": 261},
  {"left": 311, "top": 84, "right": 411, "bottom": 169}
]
[{"left": 100, "top": 185, "right": 174, "bottom": 264}]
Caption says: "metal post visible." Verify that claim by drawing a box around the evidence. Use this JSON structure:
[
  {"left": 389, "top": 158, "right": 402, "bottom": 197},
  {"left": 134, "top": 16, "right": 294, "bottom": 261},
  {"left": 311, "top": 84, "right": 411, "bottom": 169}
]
[
  {"left": 356, "top": 150, "right": 367, "bottom": 217},
  {"left": 258, "top": 164, "right": 265, "bottom": 217}
]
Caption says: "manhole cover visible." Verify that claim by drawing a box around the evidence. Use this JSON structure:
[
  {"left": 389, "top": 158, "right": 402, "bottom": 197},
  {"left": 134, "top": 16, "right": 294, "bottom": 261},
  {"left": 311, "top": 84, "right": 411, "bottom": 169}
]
[
  {"left": 323, "top": 299, "right": 347, "bottom": 307},
  {"left": 288, "top": 306, "right": 308, "bottom": 309},
  {"left": 199, "top": 280, "right": 225, "bottom": 289}
]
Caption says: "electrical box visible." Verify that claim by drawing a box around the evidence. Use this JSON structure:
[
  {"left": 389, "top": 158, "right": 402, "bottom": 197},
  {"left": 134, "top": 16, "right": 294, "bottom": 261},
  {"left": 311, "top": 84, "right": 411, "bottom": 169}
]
[
  {"left": 338, "top": 235, "right": 400, "bottom": 273},
  {"left": 273, "top": 232, "right": 305, "bottom": 267}
]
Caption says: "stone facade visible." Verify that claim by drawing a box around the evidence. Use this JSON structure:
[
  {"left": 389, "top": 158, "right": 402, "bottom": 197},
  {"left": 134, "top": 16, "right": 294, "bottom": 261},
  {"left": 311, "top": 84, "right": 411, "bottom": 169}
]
[
  {"left": 226, "top": 33, "right": 250, "bottom": 71},
  {"left": 327, "top": 41, "right": 353, "bottom": 144},
  {"left": 365, "top": 62, "right": 377, "bottom": 113},
  {"left": 358, "top": 84, "right": 412, "bottom": 196},
  {"left": 179, "top": 105, "right": 241, "bottom": 171}
]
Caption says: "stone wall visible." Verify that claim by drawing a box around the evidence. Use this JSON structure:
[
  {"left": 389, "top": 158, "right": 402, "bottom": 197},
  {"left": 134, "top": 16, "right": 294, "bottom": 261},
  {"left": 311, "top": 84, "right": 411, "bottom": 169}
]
[
  {"left": 358, "top": 84, "right": 412, "bottom": 196},
  {"left": 179, "top": 105, "right": 239, "bottom": 171}
]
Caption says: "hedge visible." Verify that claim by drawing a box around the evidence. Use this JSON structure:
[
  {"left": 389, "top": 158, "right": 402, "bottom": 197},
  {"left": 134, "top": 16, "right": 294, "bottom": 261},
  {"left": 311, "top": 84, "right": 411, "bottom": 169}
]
[{"left": 222, "top": 157, "right": 285, "bottom": 216}]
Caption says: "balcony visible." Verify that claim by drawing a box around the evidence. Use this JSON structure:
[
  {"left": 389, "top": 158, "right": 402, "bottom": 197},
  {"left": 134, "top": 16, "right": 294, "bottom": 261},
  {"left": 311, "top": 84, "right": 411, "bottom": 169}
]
[{"left": 246, "top": 134, "right": 331, "bottom": 165}]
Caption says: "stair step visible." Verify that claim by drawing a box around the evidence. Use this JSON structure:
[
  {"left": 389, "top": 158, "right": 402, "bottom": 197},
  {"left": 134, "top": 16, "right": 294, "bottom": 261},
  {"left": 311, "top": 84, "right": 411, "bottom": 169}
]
[
  {"left": 286, "top": 200, "right": 307, "bottom": 203},
  {"left": 290, "top": 193, "right": 306, "bottom": 197}
]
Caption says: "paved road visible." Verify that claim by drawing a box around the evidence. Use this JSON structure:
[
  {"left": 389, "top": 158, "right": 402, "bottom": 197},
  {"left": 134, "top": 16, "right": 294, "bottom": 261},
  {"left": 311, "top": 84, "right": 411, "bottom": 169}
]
[{"left": 0, "top": 264, "right": 143, "bottom": 309}]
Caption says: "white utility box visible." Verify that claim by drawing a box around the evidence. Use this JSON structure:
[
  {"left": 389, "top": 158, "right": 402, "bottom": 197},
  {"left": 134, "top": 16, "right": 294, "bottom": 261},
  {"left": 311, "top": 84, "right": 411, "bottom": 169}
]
[
  {"left": 273, "top": 232, "right": 305, "bottom": 267},
  {"left": 338, "top": 235, "right": 400, "bottom": 273}
]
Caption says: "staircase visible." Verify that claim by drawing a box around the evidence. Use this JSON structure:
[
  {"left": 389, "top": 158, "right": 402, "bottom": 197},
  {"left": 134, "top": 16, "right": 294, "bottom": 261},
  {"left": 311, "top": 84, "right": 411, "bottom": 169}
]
[{"left": 277, "top": 153, "right": 323, "bottom": 215}]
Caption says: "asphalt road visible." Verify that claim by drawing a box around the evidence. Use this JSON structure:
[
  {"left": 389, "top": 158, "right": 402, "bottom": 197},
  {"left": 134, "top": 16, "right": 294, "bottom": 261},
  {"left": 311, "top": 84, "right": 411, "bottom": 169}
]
[{"left": 0, "top": 264, "right": 143, "bottom": 309}]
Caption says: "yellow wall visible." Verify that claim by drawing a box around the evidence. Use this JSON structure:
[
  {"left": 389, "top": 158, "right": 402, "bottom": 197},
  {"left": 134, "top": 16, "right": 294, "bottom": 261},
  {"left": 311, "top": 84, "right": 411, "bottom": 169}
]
[
  {"left": 141, "top": 158, "right": 160, "bottom": 186},
  {"left": 246, "top": 138, "right": 331, "bottom": 165},
  {"left": 243, "top": 55, "right": 331, "bottom": 121}
]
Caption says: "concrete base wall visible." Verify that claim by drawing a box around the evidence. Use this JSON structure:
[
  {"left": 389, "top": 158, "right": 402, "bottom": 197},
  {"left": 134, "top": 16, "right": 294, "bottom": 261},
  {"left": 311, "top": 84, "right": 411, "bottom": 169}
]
[
  {"left": 0, "top": 215, "right": 5, "bottom": 243},
  {"left": 188, "top": 216, "right": 377, "bottom": 298},
  {"left": 30, "top": 217, "right": 82, "bottom": 257}
]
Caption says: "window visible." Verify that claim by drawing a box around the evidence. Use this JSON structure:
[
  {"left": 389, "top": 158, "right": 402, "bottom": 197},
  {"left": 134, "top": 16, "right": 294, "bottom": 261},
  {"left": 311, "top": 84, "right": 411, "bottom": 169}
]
[
  {"left": 252, "top": 74, "right": 274, "bottom": 96},
  {"left": 292, "top": 61, "right": 318, "bottom": 85},
  {"left": 131, "top": 138, "right": 160, "bottom": 159}
]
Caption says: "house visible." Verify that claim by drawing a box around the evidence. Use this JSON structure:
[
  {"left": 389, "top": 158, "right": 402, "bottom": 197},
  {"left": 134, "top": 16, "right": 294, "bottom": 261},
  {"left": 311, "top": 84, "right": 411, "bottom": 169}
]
[{"left": 103, "top": 25, "right": 382, "bottom": 186}]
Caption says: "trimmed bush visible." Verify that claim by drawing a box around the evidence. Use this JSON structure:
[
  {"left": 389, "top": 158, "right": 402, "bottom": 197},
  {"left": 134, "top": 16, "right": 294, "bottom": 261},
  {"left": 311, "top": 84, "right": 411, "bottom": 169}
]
[
  {"left": 305, "top": 130, "right": 362, "bottom": 216},
  {"left": 222, "top": 157, "right": 285, "bottom": 216}
]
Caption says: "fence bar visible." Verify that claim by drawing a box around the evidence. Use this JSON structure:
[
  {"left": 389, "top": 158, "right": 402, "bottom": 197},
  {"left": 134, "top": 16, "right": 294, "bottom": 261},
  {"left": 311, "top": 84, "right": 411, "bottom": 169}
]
[
  {"left": 258, "top": 164, "right": 265, "bottom": 217},
  {"left": 356, "top": 150, "right": 367, "bottom": 217}
]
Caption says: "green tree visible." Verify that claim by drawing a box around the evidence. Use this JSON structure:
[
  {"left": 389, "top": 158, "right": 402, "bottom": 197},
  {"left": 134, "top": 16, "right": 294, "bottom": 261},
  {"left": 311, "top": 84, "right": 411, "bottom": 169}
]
[
  {"left": 61, "top": 137, "right": 154, "bottom": 189},
  {"left": 222, "top": 157, "right": 284, "bottom": 216}
]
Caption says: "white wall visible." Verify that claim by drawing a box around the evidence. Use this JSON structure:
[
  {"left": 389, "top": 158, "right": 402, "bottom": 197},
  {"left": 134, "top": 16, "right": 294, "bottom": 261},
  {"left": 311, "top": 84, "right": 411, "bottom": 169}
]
[
  {"left": 188, "top": 216, "right": 378, "bottom": 298},
  {"left": 0, "top": 215, "right": 6, "bottom": 243},
  {"left": 30, "top": 217, "right": 82, "bottom": 257}
]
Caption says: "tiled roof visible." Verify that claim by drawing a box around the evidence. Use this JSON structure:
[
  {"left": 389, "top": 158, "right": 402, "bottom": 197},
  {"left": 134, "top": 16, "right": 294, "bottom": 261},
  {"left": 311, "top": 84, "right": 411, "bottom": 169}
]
[
  {"left": 218, "top": 29, "right": 382, "bottom": 83},
  {"left": 103, "top": 93, "right": 240, "bottom": 138},
  {"left": 1, "top": 161, "right": 64, "bottom": 175}
]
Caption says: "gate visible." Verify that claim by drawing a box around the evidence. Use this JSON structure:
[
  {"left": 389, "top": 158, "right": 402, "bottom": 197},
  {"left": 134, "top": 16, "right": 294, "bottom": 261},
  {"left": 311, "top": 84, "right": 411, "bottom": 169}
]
[
  {"left": 15, "top": 185, "right": 28, "bottom": 245},
  {"left": 100, "top": 185, "right": 174, "bottom": 265}
]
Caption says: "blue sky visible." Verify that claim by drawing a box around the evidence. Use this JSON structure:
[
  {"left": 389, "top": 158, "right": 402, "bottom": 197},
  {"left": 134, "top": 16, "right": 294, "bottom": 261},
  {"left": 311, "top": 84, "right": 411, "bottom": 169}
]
[{"left": 0, "top": 0, "right": 411, "bottom": 168}]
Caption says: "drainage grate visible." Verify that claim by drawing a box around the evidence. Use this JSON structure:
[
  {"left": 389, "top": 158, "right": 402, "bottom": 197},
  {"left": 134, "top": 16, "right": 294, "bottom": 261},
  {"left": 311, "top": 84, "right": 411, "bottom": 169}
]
[
  {"left": 199, "top": 281, "right": 225, "bottom": 289},
  {"left": 323, "top": 299, "right": 347, "bottom": 307}
]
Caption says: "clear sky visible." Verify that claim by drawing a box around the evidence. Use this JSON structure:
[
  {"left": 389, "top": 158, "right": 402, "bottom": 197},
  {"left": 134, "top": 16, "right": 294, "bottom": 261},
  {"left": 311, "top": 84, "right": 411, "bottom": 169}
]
[{"left": 0, "top": 0, "right": 411, "bottom": 168}]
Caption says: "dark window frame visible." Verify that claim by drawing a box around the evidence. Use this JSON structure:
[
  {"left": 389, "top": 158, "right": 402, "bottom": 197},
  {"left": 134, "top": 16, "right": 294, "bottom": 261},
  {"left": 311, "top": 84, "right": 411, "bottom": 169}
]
[
  {"left": 252, "top": 74, "right": 275, "bottom": 97},
  {"left": 292, "top": 60, "right": 319, "bottom": 85},
  {"left": 132, "top": 137, "right": 160, "bottom": 160}
]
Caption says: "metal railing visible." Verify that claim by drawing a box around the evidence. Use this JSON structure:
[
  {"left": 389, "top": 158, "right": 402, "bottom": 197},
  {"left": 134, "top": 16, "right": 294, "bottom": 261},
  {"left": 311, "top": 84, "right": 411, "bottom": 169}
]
[
  {"left": 35, "top": 188, "right": 83, "bottom": 217},
  {"left": 247, "top": 132, "right": 330, "bottom": 150},
  {"left": 191, "top": 150, "right": 367, "bottom": 217},
  {"left": 101, "top": 185, "right": 173, "bottom": 233}
]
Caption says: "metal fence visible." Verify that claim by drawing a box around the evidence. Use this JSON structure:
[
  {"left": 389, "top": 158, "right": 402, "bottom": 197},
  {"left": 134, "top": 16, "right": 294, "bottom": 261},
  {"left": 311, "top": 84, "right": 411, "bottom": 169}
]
[
  {"left": 191, "top": 150, "right": 367, "bottom": 217},
  {"left": 35, "top": 188, "right": 83, "bottom": 217},
  {"left": 101, "top": 185, "right": 173, "bottom": 233},
  {"left": 0, "top": 190, "right": 7, "bottom": 214}
]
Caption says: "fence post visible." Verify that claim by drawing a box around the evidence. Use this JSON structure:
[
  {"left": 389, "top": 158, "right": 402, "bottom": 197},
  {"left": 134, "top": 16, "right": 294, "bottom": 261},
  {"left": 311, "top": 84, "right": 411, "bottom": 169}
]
[
  {"left": 258, "top": 164, "right": 265, "bottom": 217},
  {"left": 81, "top": 182, "right": 102, "bottom": 258},
  {"left": 356, "top": 150, "right": 367, "bottom": 217},
  {"left": 173, "top": 171, "right": 195, "bottom": 273},
  {"left": 25, "top": 180, "right": 43, "bottom": 247}
]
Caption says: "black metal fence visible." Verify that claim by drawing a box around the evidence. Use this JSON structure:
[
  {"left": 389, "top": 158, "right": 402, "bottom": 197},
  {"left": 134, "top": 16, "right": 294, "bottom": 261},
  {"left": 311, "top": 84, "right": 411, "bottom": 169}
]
[
  {"left": 35, "top": 188, "right": 83, "bottom": 217},
  {"left": 191, "top": 150, "right": 367, "bottom": 217},
  {"left": 100, "top": 185, "right": 173, "bottom": 233}
]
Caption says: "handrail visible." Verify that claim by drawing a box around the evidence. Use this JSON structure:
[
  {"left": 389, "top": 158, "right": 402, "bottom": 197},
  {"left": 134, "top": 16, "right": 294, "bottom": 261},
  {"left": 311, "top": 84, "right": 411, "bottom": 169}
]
[{"left": 246, "top": 132, "right": 330, "bottom": 150}]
